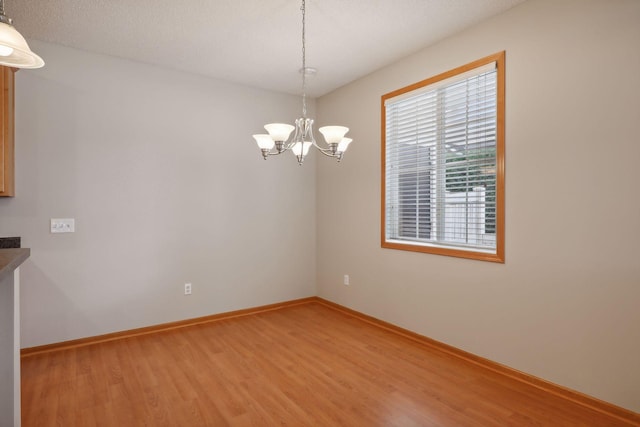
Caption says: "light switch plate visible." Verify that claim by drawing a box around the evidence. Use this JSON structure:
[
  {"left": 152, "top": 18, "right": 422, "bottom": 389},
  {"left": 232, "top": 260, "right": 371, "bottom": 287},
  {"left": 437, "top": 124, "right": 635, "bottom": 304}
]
[{"left": 51, "top": 218, "right": 75, "bottom": 233}]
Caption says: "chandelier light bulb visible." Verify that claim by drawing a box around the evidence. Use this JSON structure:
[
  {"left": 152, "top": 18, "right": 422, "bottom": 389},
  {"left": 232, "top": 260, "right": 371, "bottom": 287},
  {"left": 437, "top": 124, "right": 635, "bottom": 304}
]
[{"left": 0, "top": 44, "right": 12, "bottom": 56}]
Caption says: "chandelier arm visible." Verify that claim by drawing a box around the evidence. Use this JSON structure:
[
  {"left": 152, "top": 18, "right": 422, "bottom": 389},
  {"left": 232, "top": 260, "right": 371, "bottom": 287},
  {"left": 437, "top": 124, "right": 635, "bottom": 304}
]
[
  {"left": 311, "top": 140, "right": 329, "bottom": 150},
  {"left": 312, "top": 140, "right": 339, "bottom": 155},
  {"left": 269, "top": 149, "right": 291, "bottom": 156},
  {"left": 314, "top": 146, "right": 341, "bottom": 158},
  {"left": 284, "top": 140, "right": 297, "bottom": 151},
  {"left": 260, "top": 146, "right": 294, "bottom": 160}
]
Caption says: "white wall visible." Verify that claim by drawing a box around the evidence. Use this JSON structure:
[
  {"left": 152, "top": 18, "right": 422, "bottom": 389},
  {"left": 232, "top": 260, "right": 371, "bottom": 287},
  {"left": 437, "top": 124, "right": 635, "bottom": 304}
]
[
  {"left": 0, "top": 41, "right": 317, "bottom": 348},
  {"left": 316, "top": 0, "right": 640, "bottom": 413}
]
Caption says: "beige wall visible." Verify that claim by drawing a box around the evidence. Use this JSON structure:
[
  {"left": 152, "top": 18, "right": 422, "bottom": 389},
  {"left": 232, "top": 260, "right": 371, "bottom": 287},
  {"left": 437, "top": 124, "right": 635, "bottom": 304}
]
[
  {"left": 0, "top": 41, "right": 317, "bottom": 348},
  {"left": 316, "top": 0, "right": 640, "bottom": 412}
]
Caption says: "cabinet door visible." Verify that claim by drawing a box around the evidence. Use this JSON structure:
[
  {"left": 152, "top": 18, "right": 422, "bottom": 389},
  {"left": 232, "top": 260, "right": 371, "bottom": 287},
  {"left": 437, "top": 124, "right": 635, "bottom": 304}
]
[{"left": 0, "top": 66, "right": 15, "bottom": 197}]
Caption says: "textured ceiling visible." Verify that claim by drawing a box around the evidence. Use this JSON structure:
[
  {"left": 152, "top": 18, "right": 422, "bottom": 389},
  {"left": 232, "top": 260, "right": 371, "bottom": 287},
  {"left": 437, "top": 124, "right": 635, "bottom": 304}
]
[{"left": 8, "top": 0, "right": 526, "bottom": 97}]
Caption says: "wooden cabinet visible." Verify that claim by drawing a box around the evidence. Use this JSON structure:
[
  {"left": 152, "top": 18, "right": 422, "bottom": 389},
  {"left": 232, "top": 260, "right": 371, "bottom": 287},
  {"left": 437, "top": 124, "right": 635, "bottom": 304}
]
[{"left": 0, "top": 66, "right": 14, "bottom": 197}]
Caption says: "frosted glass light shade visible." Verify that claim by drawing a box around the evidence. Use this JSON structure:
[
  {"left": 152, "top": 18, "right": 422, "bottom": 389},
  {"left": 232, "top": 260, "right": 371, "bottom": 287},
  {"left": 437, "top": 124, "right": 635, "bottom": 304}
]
[
  {"left": 319, "top": 126, "right": 349, "bottom": 144},
  {"left": 264, "top": 123, "right": 295, "bottom": 142},
  {"left": 291, "top": 141, "right": 312, "bottom": 157},
  {"left": 337, "top": 138, "right": 352, "bottom": 153},
  {"left": 253, "top": 134, "right": 275, "bottom": 150},
  {"left": 0, "top": 22, "right": 44, "bottom": 68}
]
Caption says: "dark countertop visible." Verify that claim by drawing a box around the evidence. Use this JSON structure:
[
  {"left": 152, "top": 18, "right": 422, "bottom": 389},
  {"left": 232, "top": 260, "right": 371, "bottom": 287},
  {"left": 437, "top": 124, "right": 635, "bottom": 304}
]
[{"left": 0, "top": 248, "right": 30, "bottom": 282}]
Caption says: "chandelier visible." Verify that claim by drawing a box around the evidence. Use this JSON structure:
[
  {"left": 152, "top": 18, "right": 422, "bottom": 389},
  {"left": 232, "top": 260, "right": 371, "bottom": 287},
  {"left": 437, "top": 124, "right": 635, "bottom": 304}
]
[
  {"left": 252, "top": 0, "right": 352, "bottom": 165},
  {"left": 0, "top": 0, "right": 44, "bottom": 68}
]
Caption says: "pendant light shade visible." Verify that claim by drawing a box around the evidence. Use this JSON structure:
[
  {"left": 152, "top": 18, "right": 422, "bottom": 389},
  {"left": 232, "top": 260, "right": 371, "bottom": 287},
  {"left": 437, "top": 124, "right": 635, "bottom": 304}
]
[
  {"left": 0, "top": 0, "right": 44, "bottom": 69},
  {"left": 318, "top": 126, "right": 349, "bottom": 144},
  {"left": 253, "top": 134, "right": 276, "bottom": 150},
  {"left": 264, "top": 123, "right": 295, "bottom": 142},
  {"left": 337, "top": 138, "right": 352, "bottom": 153}
]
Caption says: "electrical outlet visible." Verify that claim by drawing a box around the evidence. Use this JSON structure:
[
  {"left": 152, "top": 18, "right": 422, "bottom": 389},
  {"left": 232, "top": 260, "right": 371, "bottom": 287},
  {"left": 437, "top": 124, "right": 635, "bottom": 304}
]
[
  {"left": 184, "top": 283, "right": 192, "bottom": 295},
  {"left": 343, "top": 275, "right": 350, "bottom": 286}
]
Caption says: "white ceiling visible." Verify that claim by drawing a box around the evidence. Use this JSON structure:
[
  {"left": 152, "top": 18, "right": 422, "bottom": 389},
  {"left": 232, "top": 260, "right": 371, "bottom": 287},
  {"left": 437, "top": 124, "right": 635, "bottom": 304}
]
[{"left": 8, "top": 0, "right": 526, "bottom": 97}]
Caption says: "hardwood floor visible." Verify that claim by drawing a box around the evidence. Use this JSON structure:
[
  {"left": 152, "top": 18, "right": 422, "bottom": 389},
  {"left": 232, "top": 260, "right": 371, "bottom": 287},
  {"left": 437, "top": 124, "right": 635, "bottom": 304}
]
[{"left": 21, "top": 302, "right": 636, "bottom": 426}]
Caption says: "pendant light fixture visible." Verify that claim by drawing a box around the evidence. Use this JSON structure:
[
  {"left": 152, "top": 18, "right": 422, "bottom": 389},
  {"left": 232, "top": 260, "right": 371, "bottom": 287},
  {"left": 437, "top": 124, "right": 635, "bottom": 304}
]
[
  {"left": 252, "top": 0, "right": 352, "bottom": 165},
  {"left": 0, "top": 0, "right": 44, "bottom": 69}
]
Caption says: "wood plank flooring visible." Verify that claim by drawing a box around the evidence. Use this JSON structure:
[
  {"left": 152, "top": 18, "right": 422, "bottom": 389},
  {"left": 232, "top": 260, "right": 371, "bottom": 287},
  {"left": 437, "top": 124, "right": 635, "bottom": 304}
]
[{"left": 21, "top": 302, "right": 636, "bottom": 426}]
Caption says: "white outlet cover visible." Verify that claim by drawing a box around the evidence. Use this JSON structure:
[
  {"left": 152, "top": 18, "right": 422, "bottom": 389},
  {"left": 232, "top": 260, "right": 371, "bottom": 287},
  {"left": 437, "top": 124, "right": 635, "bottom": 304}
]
[{"left": 51, "top": 218, "right": 75, "bottom": 233}]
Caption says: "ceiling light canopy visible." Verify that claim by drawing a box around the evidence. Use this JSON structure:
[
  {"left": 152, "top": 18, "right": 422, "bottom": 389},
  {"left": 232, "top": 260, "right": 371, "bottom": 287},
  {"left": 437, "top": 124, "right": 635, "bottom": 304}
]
[
  {"left": 0, "top": 0, "right": 44, "bottom": 69},
  {"left": 252, "top": 0, "right": 352, "bottom": 165}
]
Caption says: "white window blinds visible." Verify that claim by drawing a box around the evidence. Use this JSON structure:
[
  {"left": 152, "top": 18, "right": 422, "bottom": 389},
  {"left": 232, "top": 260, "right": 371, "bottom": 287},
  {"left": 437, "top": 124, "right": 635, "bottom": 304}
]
[{"left": 384, "top": 62, "right": 498, "bottom": 255}]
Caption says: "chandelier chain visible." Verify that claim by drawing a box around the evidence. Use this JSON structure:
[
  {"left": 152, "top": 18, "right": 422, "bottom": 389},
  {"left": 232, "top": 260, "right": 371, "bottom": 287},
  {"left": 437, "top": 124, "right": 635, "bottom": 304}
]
[
  {"left": 301, "top": 0, "right": 307, "bottom": 118},
  {"left": 0, "top": 0, "right": 14, "bottom": 30}
]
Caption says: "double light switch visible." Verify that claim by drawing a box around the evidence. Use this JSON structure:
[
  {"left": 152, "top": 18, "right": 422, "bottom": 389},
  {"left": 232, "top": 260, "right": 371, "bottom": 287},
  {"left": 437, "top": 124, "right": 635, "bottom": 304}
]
[{"left": 50, "top": 218, "right": 75, "bottom": 233}]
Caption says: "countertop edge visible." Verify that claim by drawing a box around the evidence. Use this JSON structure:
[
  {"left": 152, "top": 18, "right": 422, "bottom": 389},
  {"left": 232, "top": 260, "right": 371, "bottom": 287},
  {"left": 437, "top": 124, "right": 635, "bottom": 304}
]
[{"left": 0, "top": 248, "right": 30, "bottom": 281}]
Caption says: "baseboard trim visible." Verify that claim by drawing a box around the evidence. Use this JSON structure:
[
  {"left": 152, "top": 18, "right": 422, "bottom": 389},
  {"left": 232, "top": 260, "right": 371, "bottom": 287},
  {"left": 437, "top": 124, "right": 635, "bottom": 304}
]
[
  {"left": 20, "top": 297, "right": 316, "bottom": 358},
  {"left": 314, "top": 297, "right": 640, "bottom": 426}
]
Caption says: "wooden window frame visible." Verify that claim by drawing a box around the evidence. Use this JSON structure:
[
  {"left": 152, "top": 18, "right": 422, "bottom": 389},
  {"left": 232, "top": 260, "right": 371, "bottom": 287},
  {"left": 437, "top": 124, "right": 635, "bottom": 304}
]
[{"left": 381, "top": 52, "right": 505, "bottom": 263}]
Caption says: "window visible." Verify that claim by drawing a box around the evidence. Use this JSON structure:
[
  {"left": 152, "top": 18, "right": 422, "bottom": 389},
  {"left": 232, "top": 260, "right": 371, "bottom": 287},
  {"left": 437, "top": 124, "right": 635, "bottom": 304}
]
[{"left": 382, "top": 52, "right": 504, "bottom": 262}]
